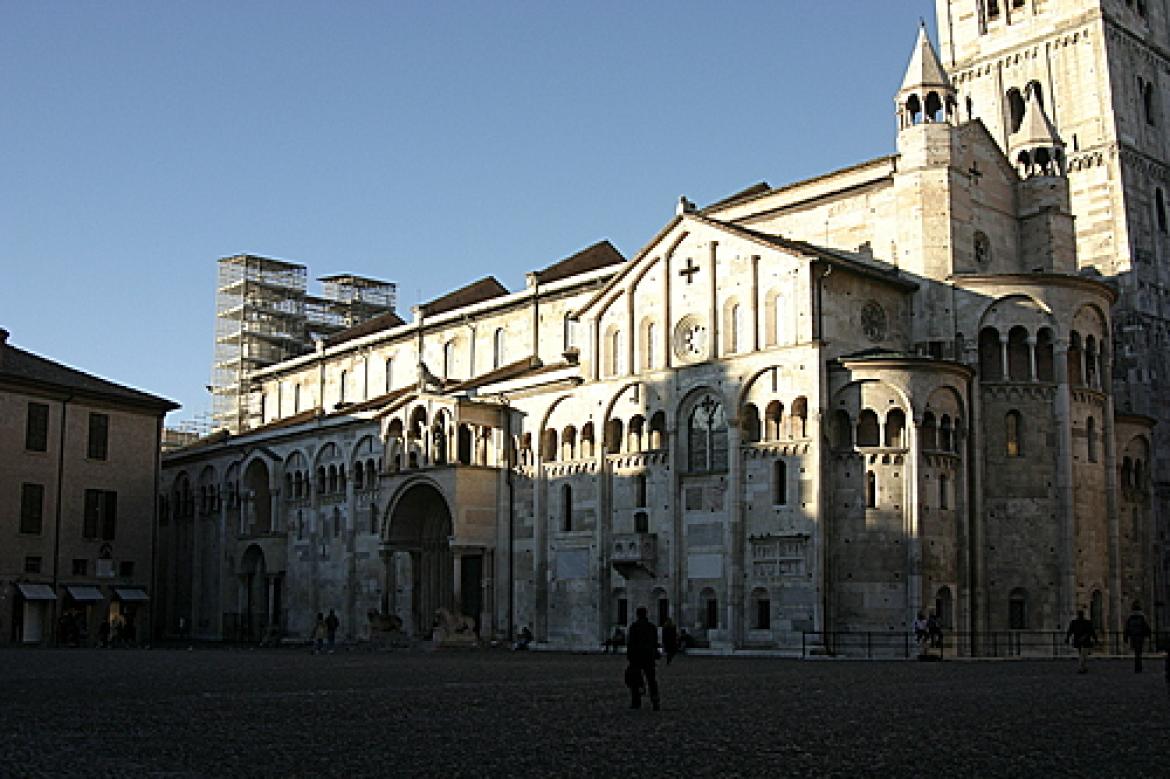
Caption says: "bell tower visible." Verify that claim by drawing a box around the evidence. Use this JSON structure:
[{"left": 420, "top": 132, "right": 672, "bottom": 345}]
[{"left": 935, "top": 0, "right": 1170, "bottom": 629}]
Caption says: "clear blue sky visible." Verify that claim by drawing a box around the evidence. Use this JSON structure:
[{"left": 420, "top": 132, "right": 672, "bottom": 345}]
[{"left": 1, "top": 1, "right": 935, "bottom": 426}]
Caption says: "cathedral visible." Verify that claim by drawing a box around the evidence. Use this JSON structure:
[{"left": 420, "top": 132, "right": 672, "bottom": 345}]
[{"left": 160, "top": 1, "right": 1169, "bottom": 651}]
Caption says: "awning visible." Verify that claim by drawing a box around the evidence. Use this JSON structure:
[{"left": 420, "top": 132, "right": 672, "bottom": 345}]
[
  {"left": 17, "top": 583, "right": 58, "bottom": 601},
  {"left": 113, "top": 587, "right": 149, "bottom": 602},
  {"left": 66, "top": 585, "right": 104, "bottom": 602}
]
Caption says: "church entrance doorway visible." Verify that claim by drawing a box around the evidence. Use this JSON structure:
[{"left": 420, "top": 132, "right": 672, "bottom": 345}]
[
  {"left": 386, "top": 482, "right": 454, "bottom": 637},
  {"left": 239, "top": 544, "right": 268, "bottom": 642}
]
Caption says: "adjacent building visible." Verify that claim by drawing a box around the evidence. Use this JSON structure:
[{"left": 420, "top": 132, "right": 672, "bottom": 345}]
[{"left": 1, "top": 328, "right": 177, "bottom": 644}]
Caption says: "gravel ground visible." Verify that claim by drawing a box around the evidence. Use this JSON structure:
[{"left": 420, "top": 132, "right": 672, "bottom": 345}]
[{"left": 0, "top": 646, "right": 1167, "bottom": 778}]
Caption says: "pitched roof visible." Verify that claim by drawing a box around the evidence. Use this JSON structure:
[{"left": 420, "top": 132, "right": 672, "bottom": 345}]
[
  {"left": 419, "top": 277, "right": 509, "bottom": 318},
  {"left": 0, "top": 330, "right": 178, "bottom": 411},
  {"left": 702, "top": 181, "right": 771, "bottom": 212},
  {"left": 1011, "top": 88, "right": 1064, "bottom": 149},
  {"left": 899, "top": 24, "right": 952, "bottom": 94},
  {"left": 322, "top": 309, "right": 406, "bottom": 348},
  {"left": 532, "top": 241, "right": 625, "bottom": 284}
]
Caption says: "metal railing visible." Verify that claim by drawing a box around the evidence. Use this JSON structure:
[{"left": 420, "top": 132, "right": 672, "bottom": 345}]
[{"left": 802, "top": 630, "right": 1170, "bottom": 659}]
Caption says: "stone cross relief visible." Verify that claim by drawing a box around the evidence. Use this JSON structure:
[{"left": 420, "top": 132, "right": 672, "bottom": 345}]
[{"left": 679, "top": 257, "right": 700, "bottom": 284}]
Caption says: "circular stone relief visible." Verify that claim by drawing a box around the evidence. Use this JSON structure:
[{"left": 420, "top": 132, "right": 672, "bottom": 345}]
[
  {"left": 860, "top": 301, "right": 887, "bottom": 342},
  {"left": 673, "top": 315, "right": 708, "bottom": 361}
]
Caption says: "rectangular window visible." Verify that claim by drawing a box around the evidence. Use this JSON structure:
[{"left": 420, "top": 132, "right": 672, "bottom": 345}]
[
  {"left": 617, "top": 598, "right": 628, "bottom": 626},
  {"left": 119, "top": 561, "right": 135, "bottom": 578},
  {"left": 72, "top": 558, "right": 88, "bottom": 576},
  {"left": 24, "top": 556, "right": 42, "bottom": 574},
  {"left": 84, "top": 489, "right": 117, "bottom": 540},
  {"left": 25, "top": 402, "right": 49, "bottom": 452},
  {"left": 87, "top": 412, "right": 109, "bottom": 460},
  {"left": 772, "top": 460, "right": 788, "bottom": 505},
  {"left": 1009, "top": 600, "right": 1027, "bottom": 630},
  {"left": 20, "top": 483, "right": 44, "bottom": 534}
]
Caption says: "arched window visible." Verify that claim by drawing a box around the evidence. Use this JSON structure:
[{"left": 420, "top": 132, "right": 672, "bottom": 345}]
[
  {"left": 832, "top": 410, "right": 853, "bottom": 450},
  {"left": 885, "top": 409, "right": 906, "bottom": 448},
  {"left": 905, "top": 94, "right": 923, "bottom": 126},
  {"left": 765, "top": 401, "right": 783, "bottom": 441},
  {"left": 979, "top": 327, "right": 1002, "bottom": 380},
  {"left": 457, "top": 424, "right": 472, "bottom": 465},
  {"left": 1005, "top": 411, "right": 1022, "bottom": 457},
  {"left": 338, "top": 371, "right": 347, "bottom": 404},
  {"left": 293, "top": 383, "right": 301, "bottom": 413},
  {"left": 1007, "top": 87, "right": 1025, "bottom": 133},
  {"left": 384, "top": 358, "right": 393, "bottom": 393},
  {"left": 649, "top": 412, "right": 667, "bottom": 450},
  {"left": 606, "top": 419, "right": 623, "bottom": 455},
  {"left": 628, "top": 415, "right": 645, "bottom": 453},
  {"left": 939, "top": 473, "right": 949, "bottom": 509},
  {"left": 856, "top": 410, "right": 880, "bottom": 447},
  {"left": 493, "top": 328, "right": 505, "bottom": 369},
  {"left": 443, "top": 340, "right": 456, "bottom": 379},
  {"left": 1084, "top": 336, "right": 1098, "bottom": 387},
  {"left": 940, "top": 415, "right": 954, "bottom": 452},
  {"left": 562, "top": 426, "right": 577, "bottom": 461},
  {"left": 1087, "top": 417, "right": 1098, "bottom": 463},
  {"left": 608, "top": 328, "right": 623, "bottom": 377},
  {"left": 922, "top": 413, "right": 938, "bottom": 450},
  {"left": 1035, "top": 329, "right": 1055, "bottom": 382},
  {"left": 1144, "top": 80, "right": 1156, "bottom": 126},
  {"left": 865, "top": 471, "right": 877, "bottom": 508},
  {"left": 634, "top": 474, "right": 647, "bottom": 508},
  {"left": 1122, "top": 457, "right": 1134, "bottom": 490},
  {"left": 1067, "top": 332, "right": 1084, "bottom": 385},
  {"left": 581, "top": 422, "right": 595, "bottom": 458},
  {"left": 542, "top": 429, "right": 558, "bottom": 462},
  {"left": 563, "top": 313, "right": 575, "bottom": 351},
  {"left": 1007, "top": 326, "right": 1030, "bottom": 380},
  {"left": 1009, "top": 588, "right": 1028, "bottom": 629},
  {"left": 772, "top": 461, "right": 787, "bottom": 506},
  {"left": 791, "top": 397, "right": 808, "bottom": 438},
  {"left": 688, "top": 396, "right": 728, "bottom": 472},
  {"left": 742, "top": 404, "right": 762, "bottom": 443},
  {"left": 645, "top": 322, "right": 657, "bottom": 370},
  {"left": 561, "top": 484, "right": 573, "bottom": 531}
]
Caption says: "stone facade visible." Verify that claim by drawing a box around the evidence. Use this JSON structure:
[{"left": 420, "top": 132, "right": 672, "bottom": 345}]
[
  {"left": 0, "top": 329, "right": 176, "bottom": 645},
  {"left": 159, "top": 7, "right": 1165, "bottom": 649}
]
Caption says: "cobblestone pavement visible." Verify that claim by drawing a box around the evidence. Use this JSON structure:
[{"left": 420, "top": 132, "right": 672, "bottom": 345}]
[{"left": 1, "top": 647, "right": 1167, "bottom": 778}]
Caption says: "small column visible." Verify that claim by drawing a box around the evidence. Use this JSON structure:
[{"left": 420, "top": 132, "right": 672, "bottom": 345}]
[
  {"left": 452, "top": 549, "right": 463, "bottom": 615},
  {"left": 726, "top": 420, "right": 744, "bottom": 647},
  {"left": 750, "top": 254, "right": 761, "bottom": 352},
  {"left": 905, "top": 418, "right": 922, "bottom": 629},
  {"left": 999, "top": 334, "right": 1009, "bottom": 380},
  {"left": 1053, "top": 342, "right": 1077, "bottom": 628},
  {"left": 1026, "top": 336, "right": 1037, "bottom": 381}
]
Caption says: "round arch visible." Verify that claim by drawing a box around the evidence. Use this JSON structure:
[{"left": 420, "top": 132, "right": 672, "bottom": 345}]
[{"left": 381, "top": 478, "right": 456, "bottom": 636}]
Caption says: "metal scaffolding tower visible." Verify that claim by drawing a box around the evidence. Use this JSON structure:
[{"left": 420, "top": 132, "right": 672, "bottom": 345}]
[{"left": 210, "top": 255, "right": 396, "bottom": 434}]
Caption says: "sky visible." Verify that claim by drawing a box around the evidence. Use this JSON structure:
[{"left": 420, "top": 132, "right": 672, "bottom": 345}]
[{"left": 1, "top": 1, "right": 936, "bottom": 427}]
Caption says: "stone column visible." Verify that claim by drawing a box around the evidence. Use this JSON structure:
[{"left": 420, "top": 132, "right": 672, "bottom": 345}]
[
  {"left": 750, "top": 254, "right": 761, "bottom": 352},
  {"left": 1101, "top": 351, "right": 1122, "bottom": 630},
  {"left": 708, "top": 241, "right": 719, "bottom": 360},
  {"left": 1053, "top": 342, "right": 1077, "bottom": 628},
  {"left": 533, "top": 453, "right": 547, "bottom": 642},
  {"left": 626, "top": 290, "right": 635, "bottom": 376},
  {"left": 726, "top": 421, "right": 744, "bottom": 647},
  {"left": 452, "top": 549, "right": 463, "bottom": 615},
  {"left": 1026, "top": 336, "right": 1037, "bottom": 381},
  {"left": 999, "top": 334, "right": 1009, "bottom": 380},
  {"left": 905, "top": 416, "right": 922, "bottom": 630}
]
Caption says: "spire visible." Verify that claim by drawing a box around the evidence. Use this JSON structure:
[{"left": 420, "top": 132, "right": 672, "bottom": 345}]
[
  {"left": 899, "top": 24, "right": 953, "bottom": 96},
  {"left": 896, "top": 25, "right": 957, "bottom": 130},
  {"left": 1010, "top": 89, "right": 1066, "bottom": 178}
]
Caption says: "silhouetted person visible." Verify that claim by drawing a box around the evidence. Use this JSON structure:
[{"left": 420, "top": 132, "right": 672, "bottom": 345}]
[
  {"left": 927, "top": 612, "right": 943, "bottom": 650},
  {"left": 661, "top": 617, "right": 679, "bottom": 665},
  {"left": 626, "top": 607, "right": 659, "bottom": 710},
  {"left": 513, "top": 625, "right": 533, "bottom": 651},
  {"left": 1124, "top": 602, "right": 1152, "bottom": 673},
  {"left": 325, "top": 609, "right": 340, "bottom": 653},
  {"left": 1065, "top": 609, "right": 1095, "bottom": 674},
  {"left": 312, "top": 612, "right": 326, "bottom": 654}
]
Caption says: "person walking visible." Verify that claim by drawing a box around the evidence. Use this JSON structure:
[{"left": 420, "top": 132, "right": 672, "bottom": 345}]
[
  {"left": 1065, "top": 609, "right": 1096, "bottom": 674},
  {"left": 1123, "top": 601, "right": 1152, "bottom": 674},
  {"left": 312, "top": 612, "right": 327, "bottom": 654},
  {"left": 325, "top": 609, "right": 340, "bottom": 654},
  {"left": 626, "top": 607, "right": 660, "bottom": 710},
  {"left": 661, "top": 617, "right": 679, "bottom": 665}
]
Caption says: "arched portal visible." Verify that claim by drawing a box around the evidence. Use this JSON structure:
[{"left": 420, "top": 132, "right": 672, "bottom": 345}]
[
  {"left": 385, "top": 482, "right": 455, "bottom": 637},
  {"left": 239, "top": 544, "right": 271, "bottom": 642}
]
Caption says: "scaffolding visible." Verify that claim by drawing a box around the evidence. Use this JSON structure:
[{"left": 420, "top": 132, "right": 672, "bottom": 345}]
[{"left": 210, "top": 255, "right": 396, "bottom": 433}]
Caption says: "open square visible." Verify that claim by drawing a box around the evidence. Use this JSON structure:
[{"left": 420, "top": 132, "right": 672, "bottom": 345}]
[{"left": 2, "top": 648, "right": 1167, "bottom": 776}]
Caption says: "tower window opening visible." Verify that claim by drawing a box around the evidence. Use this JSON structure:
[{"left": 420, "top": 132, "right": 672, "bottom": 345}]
[{"left": 1007, "top": 88, "right": 1025, "bottom": 133}]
